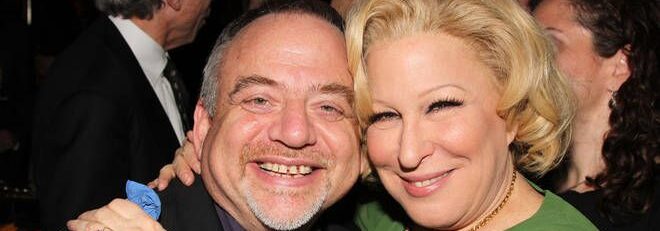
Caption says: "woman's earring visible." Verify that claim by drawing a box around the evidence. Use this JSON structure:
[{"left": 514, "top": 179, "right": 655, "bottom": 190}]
[{"left": 608, "top": 91, "right": 618, "bottom": 108}]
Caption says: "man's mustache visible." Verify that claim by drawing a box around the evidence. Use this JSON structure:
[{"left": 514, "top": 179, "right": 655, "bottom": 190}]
[{"left": 239, "top": 142, "right": 332, "bottom": 169}]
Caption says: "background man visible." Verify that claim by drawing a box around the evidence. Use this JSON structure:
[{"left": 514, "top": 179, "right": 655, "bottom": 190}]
[
  {"left": 32, "top": 0, "right": 210, "bottom": 229},
  {"left": 67, "top": 1, "right": 364, "bottom": 230}
]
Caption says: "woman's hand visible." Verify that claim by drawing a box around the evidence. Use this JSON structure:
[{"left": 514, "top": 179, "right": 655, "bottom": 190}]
[
  {"left": 148, "top": 131, "right": 201, "bottom": 191},
  {"left": 67, "top": 199, "right": 165, "bottom": 231}
]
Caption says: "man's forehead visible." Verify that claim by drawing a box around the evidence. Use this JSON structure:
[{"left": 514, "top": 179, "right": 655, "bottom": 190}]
[
  {"left": 218, "top": 12, "right": 352, "bottom": 92},
  {"left": 229, "top": 13, "right": 345, "bottom": 55}
]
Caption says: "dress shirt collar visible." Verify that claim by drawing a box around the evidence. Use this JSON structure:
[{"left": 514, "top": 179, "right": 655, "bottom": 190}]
[{"left": 108, "top": 16, "right": 168, "bottom": 82}]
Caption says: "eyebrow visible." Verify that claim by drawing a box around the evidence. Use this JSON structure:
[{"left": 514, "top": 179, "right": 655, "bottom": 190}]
[
  {"left": 229, "top": 75, "right": 278, "bottom": 98},
  {"left": 318, "top": 83, "right": 354, "bottom": 104},
  {"left": 544, "top": 27, "right": 564, "bottom": 34},
  {"left": 418, "top": 83, "right": 466, "bottom": 97},
  {"left": 229, "top": 74, "right": 354, "bottom": 104}
]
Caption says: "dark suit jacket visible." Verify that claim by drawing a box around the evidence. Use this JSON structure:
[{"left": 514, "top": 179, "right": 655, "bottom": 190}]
[
  {"left": 158, "top": 178, "right": 222, "bottom": 230},
  {"left": 32, "top": 16, "right": 184, "bottom": 230},
  {"left": 159, "top": 177, "right": 360, "bottom": 231}
]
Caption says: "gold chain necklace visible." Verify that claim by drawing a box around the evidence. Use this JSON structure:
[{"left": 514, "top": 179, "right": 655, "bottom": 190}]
[
  {"left": 467, "top": 170, "right": 517, "bottom": 231},
  {"left": 404, "top": 171, "right": 517, "bottom": 231}
]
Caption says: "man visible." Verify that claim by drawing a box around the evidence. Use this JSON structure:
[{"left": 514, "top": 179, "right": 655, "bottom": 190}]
[
  {"left": 67, "top": 1, "right": 364, "bottom": 230},
  {"left": 32, "top": 0, "right": 210, "bottom": 229}
]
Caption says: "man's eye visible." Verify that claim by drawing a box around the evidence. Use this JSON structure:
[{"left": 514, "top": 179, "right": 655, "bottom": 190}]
[
  {"left": 241, "top": 97, "right": 273, "bottom": 113},
  {"left": 250, "top": 97, "right": 269, "bottom": 105},
  {"left": 426, "top": 98, "right": 463, "bottom": 113},
  {"left": 318, "top": 104, "right": 345, "bottom": 121}
]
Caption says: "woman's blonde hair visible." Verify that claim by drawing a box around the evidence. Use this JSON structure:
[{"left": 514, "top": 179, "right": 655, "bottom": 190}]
[{"left": 346, "top": 0, "right": 575, "bottom": 176}]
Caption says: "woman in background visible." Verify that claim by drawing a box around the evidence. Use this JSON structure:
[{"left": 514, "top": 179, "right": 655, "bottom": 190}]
[{"left": 534, "top": 0, "right": 659, "bottom": 229}]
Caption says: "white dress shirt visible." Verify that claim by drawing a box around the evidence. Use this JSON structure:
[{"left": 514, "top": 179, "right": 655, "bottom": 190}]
[{"left": 109, "top": 16, "right": 185, "bottom": 144}]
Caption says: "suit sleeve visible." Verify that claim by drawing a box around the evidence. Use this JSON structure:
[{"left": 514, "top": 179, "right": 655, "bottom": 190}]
[{"left": 35, "top": 91, "right": 129, "bottom": 231}]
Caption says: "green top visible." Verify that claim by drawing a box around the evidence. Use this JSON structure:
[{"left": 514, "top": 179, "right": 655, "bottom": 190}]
[{"left": 354, "top": 182, "right": 597, "bottom": 231}]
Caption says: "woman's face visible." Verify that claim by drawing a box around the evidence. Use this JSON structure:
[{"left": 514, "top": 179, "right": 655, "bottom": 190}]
[
  {"left": 365, "top": 32, "right": 516, "bottom": 228},
  {"left": 533, "top": 0, "right": 611, "bottom": 115}
]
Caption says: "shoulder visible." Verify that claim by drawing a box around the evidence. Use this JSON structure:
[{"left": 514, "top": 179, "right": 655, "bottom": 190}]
[
  {"left": 38, "top": 17, "right": 143, "bottom": 113},
  {"left": 560, "top": 175, "right": 660, "bottom": 230},
  {"left": 45, "top": 17, "right": 137, "bottom": 91},
  {"left": 510, "top": 190, "right": 597, "bottom": 231}
]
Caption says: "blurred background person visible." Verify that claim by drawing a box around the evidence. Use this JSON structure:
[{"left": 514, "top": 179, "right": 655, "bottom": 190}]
[
  {"left": 0, "top": 0, "right": 248, "bottom": 230},
  {"left": 533, "top": 0, "right": 659, "bottom": 229},
  {"left": 31, "top": 0, "right": 211, "bottom": 229}
]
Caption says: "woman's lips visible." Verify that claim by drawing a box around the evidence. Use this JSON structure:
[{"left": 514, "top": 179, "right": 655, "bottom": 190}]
[{"left": 401, "top": 169, "right": 454, "bottom": 197}]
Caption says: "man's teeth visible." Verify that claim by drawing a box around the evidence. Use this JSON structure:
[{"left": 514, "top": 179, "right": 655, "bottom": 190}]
[
  {"left": 259, "top": 163, "right": 313, "bottom": 176},
  {"left": 412, "top": 171, "right": 450, "bottom": 187}
]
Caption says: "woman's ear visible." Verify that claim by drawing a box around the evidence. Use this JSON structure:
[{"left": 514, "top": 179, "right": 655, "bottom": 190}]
[
  {"left": 606, "top": 47, "right": 631, "bottom": 92},
  {"left": 163, "top": 0, "right": 182, "bottom": 11},
  {"left": 192, "top": 101, "right": 211, "bottom": 160},
  {"left": 506, "top": 120, "right": 519, "bottom": 146}
]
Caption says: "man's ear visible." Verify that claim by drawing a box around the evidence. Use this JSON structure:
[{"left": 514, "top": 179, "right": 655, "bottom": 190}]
[
  {"left": 605, "top": 48, "right": 631, "bottom": 91},
  {"left": 163, "top": 0, "right": 182, "bottom": 11},
  {"left": 192, "top": 101, "right": 212, "bottom": 160}
]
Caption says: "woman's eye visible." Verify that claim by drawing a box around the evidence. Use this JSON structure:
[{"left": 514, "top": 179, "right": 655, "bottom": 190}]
[
  {"left": 427, "top": 99, "right": 463, "bottom": 113},
  {"left": 368, "top": 111, "right": 400, "bottom": 129},
  {"left": 369, "top": 111, "right": 399, "bottom": 124}
]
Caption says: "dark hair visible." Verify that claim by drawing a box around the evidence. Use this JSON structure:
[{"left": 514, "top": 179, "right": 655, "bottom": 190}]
[
  {"left": 223, "top": 0, "right": 344, "bottom": 38},
  {"left": 200, "top": 0, "right": 344, "bottom": 115},
  {"left": 570, "top": 0, "right": 660, "bottom": 224},
  {"left": 95, "top": 0, "right": 163, "bottom": 19}
]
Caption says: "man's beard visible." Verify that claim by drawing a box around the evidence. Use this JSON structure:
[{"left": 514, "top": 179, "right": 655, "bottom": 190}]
[
  {"left": 242, "top": 180, "right": 329, "bottom": 230},
  {"left": 239, "top": 143, "right": 333, "bottom": 230}
]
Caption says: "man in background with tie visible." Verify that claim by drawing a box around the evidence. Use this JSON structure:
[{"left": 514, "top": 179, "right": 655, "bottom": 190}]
[{"left": 32, "top": 0, "right": 210, "bottom": 229}]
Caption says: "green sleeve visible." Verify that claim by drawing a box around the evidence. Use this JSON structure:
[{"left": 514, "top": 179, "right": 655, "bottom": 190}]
[{"left": 354, "top": 200, "right": 406, "bottom": 231}]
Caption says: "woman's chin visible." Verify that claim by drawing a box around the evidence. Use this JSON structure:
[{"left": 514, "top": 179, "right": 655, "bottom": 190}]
[{"left": 400, "top": 201, "right": 462, "bottom": 230}]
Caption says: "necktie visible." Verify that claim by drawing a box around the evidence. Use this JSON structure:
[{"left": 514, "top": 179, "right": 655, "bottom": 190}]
[{"left": 163, "top": 58, "right": 191, "bottom": 131}]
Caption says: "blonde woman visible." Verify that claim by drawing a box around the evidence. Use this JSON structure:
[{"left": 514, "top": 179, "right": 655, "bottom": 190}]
[{"left": 346, "top": 0, "right": 594, "bottom": 230}]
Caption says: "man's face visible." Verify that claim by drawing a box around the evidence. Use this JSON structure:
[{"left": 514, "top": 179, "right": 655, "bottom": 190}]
[
  {"left": 167, "top": 0, "right": 211, "bottom": 49},
  {"left": 193, "top": 13, "right": 361, "bottom": 230}
]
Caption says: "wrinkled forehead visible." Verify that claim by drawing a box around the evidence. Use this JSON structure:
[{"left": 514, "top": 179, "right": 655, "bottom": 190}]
[{"left": 220, "top": 13, "right": 352, "bottom": 89}]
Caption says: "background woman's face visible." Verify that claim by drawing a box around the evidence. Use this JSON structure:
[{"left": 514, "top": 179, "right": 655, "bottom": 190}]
[
  {"left": 364, "top": 32, "right": 516, "bottom": 228},
  {"left": 533, "top": 0, "right": 611, "bottom": 115}
]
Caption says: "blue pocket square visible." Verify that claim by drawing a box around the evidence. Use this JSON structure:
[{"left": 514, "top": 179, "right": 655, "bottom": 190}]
[{"left": 126, "top": 180, "right": 161, "bottom": 220}]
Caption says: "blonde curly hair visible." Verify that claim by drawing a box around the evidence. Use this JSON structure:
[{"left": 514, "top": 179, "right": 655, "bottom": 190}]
[{"left": 346, "top": 0, "right": 575, "bottom": 176}]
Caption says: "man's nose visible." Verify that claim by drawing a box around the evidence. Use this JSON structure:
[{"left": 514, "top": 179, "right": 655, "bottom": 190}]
[{"left": 267, "top": 101, "right": 317, "bottom": 148}]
